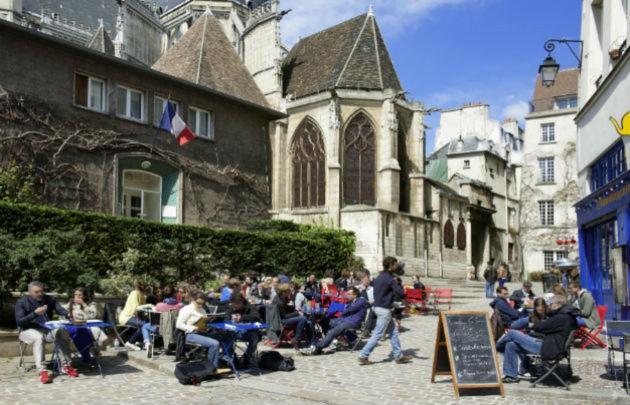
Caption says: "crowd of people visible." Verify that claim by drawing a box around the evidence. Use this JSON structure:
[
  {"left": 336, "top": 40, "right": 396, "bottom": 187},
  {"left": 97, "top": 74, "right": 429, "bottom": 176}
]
[
  {"left": 489, "top": 279, "right": 599, "bottom": 383},
  {"left": 15, "top": 256, "right": 414, "bottom": 384}
]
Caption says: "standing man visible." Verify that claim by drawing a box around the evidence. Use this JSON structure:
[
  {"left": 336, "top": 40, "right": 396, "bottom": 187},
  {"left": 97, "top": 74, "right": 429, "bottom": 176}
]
[
  {"left": 358, "top": 256, "right": 412, "bottom": 365},
  {"left": 15, "top": 281, "right": 79, "bottom": 384},
  {"left": 483, "top": 260, "right": 498, "bottom": 298}
]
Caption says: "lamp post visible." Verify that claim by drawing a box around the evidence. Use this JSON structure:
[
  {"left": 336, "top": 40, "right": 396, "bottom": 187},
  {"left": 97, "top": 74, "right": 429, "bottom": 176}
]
[{"left": 538, "top": 39, "right": 583, "bottom": 86}]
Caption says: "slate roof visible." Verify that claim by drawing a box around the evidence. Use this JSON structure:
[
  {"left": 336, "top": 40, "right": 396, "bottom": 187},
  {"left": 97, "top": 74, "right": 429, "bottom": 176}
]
[
  {"left": 446, "top": 136, "right": 505, "bottom": 161},
  {"left": 153, "top": 0, "right": 264, "bottom": 14},
  {"left": 87, "top": 23, "right": 115, "bottom": 55},
  {"left": 530, "top": 68, "right": 579, "bottom": 112},
  {"left": 152, "top": 11, "right": 268, "bottom": 108},
  {"left": 23, "top": 0, "right": 120, "bottom": 35},
  {"left": 282, "top": 13, "right": 402, "bottom": 99}
]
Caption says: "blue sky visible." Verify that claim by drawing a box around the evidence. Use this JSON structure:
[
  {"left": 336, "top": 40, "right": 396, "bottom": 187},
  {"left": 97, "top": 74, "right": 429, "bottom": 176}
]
[{"left": 281, "top": 0, "right": 582, "bottom": 152}]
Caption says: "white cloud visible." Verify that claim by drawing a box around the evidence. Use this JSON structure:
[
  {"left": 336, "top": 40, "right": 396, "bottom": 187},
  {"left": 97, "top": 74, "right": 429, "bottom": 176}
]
[
  {"left": 502, "top": 100, "right": 530, "bottom": 121},
  {"left": 280, "top": 0, "right": 478, "bottom": 46}
]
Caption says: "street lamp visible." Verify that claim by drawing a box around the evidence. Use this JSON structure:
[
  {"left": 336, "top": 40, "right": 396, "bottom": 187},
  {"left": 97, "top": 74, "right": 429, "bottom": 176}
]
[{"left": 538, "top": 39, "right": 583, "bottom": 86}]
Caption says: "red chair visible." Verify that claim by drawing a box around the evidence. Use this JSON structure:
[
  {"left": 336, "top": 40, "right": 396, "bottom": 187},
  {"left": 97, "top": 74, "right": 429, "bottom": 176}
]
[
  {"left": 404, "top": 288, "right": 426, "bottom": 314},
  {"left": 432, "top": 288, "right": 453, "bottom": 314},
  {"left": 575, "top": 305, "right": 608, "bottom": 350}
]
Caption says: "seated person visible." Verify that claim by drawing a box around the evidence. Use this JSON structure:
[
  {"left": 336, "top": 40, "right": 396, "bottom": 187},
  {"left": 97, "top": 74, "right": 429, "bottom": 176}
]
[
  {"left": 568, "top": 280, "right": 600, "bottom": 329},
  {"left": 335, "top": 270, "right": 351, "bottom": 291},
  {"left": 291, "top": 281, "right": 308, "bottom": 312},
  {"left": 118, "top": 281, "right": 152, "bottom": 350},
  {"left": 509, "top": 297, "right": 548, "bottom": 330},
  {"left": 544, "top": 283, "right": 567, "bottom": 304},
  {"left": 496, "top": 294, "right": 578, "bottom": 383},
  {"left": 308, "top": 287, "right": 367, "bottom": 355},
  {"left": 490, "top": 286, "right": 526, "bottom": 327},
  {"left": 226, "top": 292, "right": 262, "bottom": 367},
  {"left": 412, "top": 275, "right": 425, "bottom": 291},
  {"left": 273, "top": 284, "right": 314, "bottom": 349},
  {"left": 509, "top": 281, "right": 535, "bottom": 310},
  {"left": 146, "top": 285, "right": 163, "bottom": 306},
  {"left": 304, "top": 274, "right": 320, "bottom": 296},
  {"left": 66, "top": 287, "right": 107, "bottom": 354},
  {"left": 140, "top": 286, "right": 184, "bottom": 357},
  {"left": 15, "top": 281, "right": 79, "bottom": 383},
  {"left": 220, "top": 278, "right": 241, "bottom": 302},
  {"left": 176, "top": 292, "right": 220, "bottom": 371}
]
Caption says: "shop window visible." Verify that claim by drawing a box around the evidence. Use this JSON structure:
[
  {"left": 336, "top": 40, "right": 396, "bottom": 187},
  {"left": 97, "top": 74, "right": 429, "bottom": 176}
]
[{"left": 590, "top": 141, "right": 627, "bottom": 191}]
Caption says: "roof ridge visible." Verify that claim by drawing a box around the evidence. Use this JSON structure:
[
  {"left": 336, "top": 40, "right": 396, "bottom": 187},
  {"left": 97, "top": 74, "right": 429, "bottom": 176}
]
[
  {"left": 370, "top": 15, "right": 383, "bottom": 88},
  {"left": 334, "top": 14, "right": 370, "bottom": 87},
  {"left": 195, "top": 14, "right": 209, "bottom": 84}
]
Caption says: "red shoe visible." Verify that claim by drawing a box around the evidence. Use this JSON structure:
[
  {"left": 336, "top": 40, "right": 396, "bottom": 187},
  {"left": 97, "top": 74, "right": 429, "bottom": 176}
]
[
  {"left": 62, "top": 364, "right": 79, "bottom": 378},
  {"left": 39, "top": 370, "right": 53, "bottom": 384}
]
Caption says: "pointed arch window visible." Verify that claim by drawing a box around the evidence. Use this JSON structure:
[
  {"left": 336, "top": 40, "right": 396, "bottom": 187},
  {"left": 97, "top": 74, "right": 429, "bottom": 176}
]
[
  {"left": 343, "top": 112, "right": 375, "bottom": 205},
  {"left": 291, "top": 118, "right": 326, "bottom": 208},
  {"left": 456, "top": 222, "right": 466, "bottom": 250},
  {"left": 444, "top": 219, "right": 454, "bottom": 249}
]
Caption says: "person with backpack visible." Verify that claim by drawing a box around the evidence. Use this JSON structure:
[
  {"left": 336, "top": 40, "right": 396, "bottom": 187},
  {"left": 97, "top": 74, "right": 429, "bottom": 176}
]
[
  {"left": 483, "top": 261, "right": 498, "bottom": 298},
  {"left": 358, "top": 256, "right": 412, "bottom": 365}
]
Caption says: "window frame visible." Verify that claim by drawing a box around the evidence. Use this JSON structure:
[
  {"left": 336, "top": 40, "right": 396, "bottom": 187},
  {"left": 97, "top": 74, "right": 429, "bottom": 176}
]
[
  {"left": 188, "top": 106, "right": 213, "bottom": 139},
  {"left": 541, "top": 123, "right": 556, "bottom": 143},
  {"left": 554, "top": 96, "right": 578, "bottom": 110},
  {"left": 538, "top": 200, "right": 555, "bottom": 226},
  {"left": 538, "top": 156, "right": 555, "bottom": 183},
  {"left": 116, "top": 84, "right": 145, "bottom": 122},
  {"left": 543, "top": 250, "right": 568, "bottom": 270},
  {"left": 121, "top": 169, "right": 162, "bottom": 222},
  {"left": 153, "top": 96, "right": 180, "bottom": 127},
  {"left": 74, "top": 73, "right": 107, "bottom": 113}
]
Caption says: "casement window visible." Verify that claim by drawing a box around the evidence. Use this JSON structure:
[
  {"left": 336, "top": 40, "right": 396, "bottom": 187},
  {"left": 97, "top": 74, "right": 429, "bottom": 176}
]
[
  {"left": 541, "top": 123, "right": 555, "bottom": 143},
  {"left": 590, "top": 141, "right": 627, "bottom": 191},
  {"left": 538, "top": 157, "right": 555, "bottom": 183},
  {"left": 75, "top": 73, "right": 106, "bottom": 112},
  {"left": 153, "top": 97, "right": 180, "bottom": 127},
  {"left": 116, "top": 85, "right": 145, "bottom": 121},
  {"left": 538, "top": 200, "right": 555, "bottom": 226},
  {"left": 543, "top": 250, "right": 567, "bottom": 270},
  {"left": 555, "top": 96, "right": 577, "bottom": 109},
  {"left": 188, "top": 106, "right": 213, "bottom": 139}
]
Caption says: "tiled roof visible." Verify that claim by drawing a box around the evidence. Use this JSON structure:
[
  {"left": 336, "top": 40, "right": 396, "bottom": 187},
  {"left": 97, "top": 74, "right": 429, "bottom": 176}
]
[
  {"left": 282, "top": 13, "right": 402, "bottom": 99},
  {"left": 23, "top": 0, "right": 121, "bottom": 36},
  {"left": 87, "top": 24, "right": 114, "bottom": 56},
  {"left": 152, "top": 11, "right": 269, "bottom": 108},
  {"left": 530, "top": 68, "right": 578, "bottom": 112}
]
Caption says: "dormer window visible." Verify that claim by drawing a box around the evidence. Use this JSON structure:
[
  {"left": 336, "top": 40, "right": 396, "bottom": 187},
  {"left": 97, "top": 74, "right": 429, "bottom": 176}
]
[{"left": 555, "top": 96, "right": 577, "bottom": 109}]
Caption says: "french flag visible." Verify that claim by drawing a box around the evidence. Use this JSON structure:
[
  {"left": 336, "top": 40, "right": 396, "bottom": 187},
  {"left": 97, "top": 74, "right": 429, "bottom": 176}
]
[{"left": 159, "top": 101, "right": 195, "bottom": 146}]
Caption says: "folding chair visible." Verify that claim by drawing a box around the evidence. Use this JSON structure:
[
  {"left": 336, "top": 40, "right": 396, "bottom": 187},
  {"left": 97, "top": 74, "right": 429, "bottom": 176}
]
[
  {"left": 348, "top": 307, "right": 372, "bottom": 351},
  {"left": 103, "top": 303, "right": 138, "bottom": 348},
  {"left": 527, "top": 330, "right": 576, "bottom": 390},
  {"left": 432, "top": 288, "right": 453, "bottom": 314},
  {"left": 16, "top": 328, "right": 35, "bottom": 372},
  {"left": 603, "top": 320, "right": 630, "bottom": 379},
  {"left": 575, "top": 305, "right": 608, "bottom": 349}
]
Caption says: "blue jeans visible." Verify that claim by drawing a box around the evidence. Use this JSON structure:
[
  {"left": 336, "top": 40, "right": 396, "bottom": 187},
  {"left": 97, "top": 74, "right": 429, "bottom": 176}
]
[
  {"left": 283, "top": 316, "right": 314, "bottom": 344},
  {"left": 236, "top": 330, "right": 260, "bottom": 360},
  {"left": 126, "top": 317, "right": 146, "bottom": 343},
  {"left": 360, "top": 306, "right": 402, "bottom": 359},
  {"left": 509, "top": 317, "right": 529, "bottom": 330},
  {"left": 316, "top": 318, "right": 352, "bottom": 351},
  {"left": 496, "top": 330, "right": 542, "bottom": 378},
  {"left": 141, "top": 323, "right": 158, "bottom": 343},
  {"left": 576, "top": 317, "right": 587, "bottom": 327},
  {"left": 186, "top": 333, "right": 219, "bottom": 370},
  {"left": 485, "top": 282, "right": 495, "bottom": 298}
]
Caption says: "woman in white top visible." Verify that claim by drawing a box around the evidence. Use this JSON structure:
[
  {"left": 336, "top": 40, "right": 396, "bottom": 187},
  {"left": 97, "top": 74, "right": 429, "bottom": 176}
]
[
  {"left": 66, "top": 288, "right": 108, "bottom": 353},
  {"left": 176, "top": 292, "right": 219, "bottom": 370}
]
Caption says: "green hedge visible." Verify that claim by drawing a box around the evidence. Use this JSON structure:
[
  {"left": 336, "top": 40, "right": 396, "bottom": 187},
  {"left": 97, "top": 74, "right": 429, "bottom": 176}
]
[{"left": 0, "top": 202, "right": 355, "bottom": 295}]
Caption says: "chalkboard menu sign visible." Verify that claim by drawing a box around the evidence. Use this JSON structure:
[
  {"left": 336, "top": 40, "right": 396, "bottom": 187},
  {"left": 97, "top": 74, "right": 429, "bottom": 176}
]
[{"left": 431, "top": 311, "right": 504, "bottom": 398}]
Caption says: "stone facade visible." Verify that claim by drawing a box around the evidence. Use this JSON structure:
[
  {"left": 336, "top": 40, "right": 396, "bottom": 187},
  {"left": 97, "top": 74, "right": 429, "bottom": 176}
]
[
  {"left": 0, "top": 20, "right": 283, "bottom": 227},
  {"left": 521, "top": 69, "right": 580, "bottom": 275}
]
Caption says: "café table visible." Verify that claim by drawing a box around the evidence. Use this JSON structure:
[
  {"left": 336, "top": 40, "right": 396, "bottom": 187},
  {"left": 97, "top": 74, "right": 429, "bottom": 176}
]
[{"left": 208, "top": 322, "right": 268, "bottom": 379}]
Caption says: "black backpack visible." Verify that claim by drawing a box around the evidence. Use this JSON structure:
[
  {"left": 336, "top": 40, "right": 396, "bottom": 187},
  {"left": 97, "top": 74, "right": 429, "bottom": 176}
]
[
  {"left": 259, "top": 350, "right": 295, "bottom": 372},
  {"left": 174, "top": 361, "right": 215, "bottom": 385}
]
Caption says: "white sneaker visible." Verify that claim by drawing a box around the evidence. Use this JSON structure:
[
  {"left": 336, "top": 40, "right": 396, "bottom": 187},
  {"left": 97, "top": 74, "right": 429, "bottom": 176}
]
[
  {"left": 329, "top": 339, "right": 339, "bottom": 351},
  {"left": 125, "top": 342, "right": 141, "bottom": 351}
]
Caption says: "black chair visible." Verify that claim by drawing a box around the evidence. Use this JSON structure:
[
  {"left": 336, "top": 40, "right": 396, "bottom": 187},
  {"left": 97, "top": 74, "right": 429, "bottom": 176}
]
[
  {"left": 347, "top": 308, "right": 372, "bottom": 352},
  {"left": 103, "top": 303, "right": 138, "bottom": 348},
  {"left": 527, "top": 330, "right": 576, "bottom": 390}
]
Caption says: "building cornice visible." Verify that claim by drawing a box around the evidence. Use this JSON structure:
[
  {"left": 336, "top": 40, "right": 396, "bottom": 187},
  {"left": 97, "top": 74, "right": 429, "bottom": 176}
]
[
  {"left": 525, "top": 108, "right": 578, "bottom": 120},
  {"left": 575, "top": 47, "right": 630, "bottom": 123}
]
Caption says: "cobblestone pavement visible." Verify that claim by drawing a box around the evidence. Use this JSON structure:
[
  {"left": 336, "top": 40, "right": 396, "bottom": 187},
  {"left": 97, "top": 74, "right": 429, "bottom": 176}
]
[{"left": 0, "top": 279, "right": 626, "bottom": 404}]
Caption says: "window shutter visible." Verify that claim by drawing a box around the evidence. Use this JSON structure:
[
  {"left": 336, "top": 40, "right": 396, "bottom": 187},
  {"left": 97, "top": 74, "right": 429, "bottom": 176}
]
[{"left": 75, "top": 74, "right": 88, "bottom": 107}]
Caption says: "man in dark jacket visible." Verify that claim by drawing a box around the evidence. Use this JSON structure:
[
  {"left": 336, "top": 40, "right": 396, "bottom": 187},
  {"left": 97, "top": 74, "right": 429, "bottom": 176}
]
[
  {"left": 358, "top": 256, "right": 412, "bottom": 365},
  {"left": 272, "top": 284, "right": 314, "bottom": 349},
  {"left": 308, "top": 287, "right": 367, "bottom": 355},
  {"left": 15, "top": 281, "right": 79, "bottom": 383},
  {"left": 483, "top": 261, "right": 498, "bottom": 298},
  {"left": 496, "top": 294, "right": 578, "bottom": 383},
  {"left": 490, "top": 286, "right": 526, "bottom": 327},
  {"left": 509, "top": 281, "right": 535, "bottom": 310}
]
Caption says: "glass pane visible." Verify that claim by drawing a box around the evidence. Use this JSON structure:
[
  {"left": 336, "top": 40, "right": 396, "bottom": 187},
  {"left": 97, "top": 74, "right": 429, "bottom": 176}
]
[
  {"left": 154, "top": 97, "right": 164, "bottom": 126},
  {"left": 75, "top": 74, "right": 88, "bottom": 106},
  {"left": 199, "top": 111, "right": 209, "bottom": 137},
  {"left": 89, "top": 79, "right": 104, "bottom": 111},
  {"left": 130, "top": 91, "right": 142, "bottom": 119},
  {"left": 123, "top": 171, "right": 160, "bottom": 192},
  {"left": 117, "top": 87, "right": 127, "bottom": 116},
  {"left": 143, "top": 192, "right": 161, "bottom": 222},
  {"left": 188, "top": 109, "right": 197, "bottom": 133}
]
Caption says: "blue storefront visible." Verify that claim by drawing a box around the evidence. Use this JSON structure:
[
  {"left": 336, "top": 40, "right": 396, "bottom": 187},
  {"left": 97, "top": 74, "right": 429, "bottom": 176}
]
[{"left": 576, "top": 141, "right": 630, "bottom": 320}]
